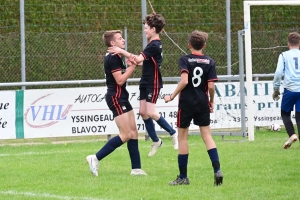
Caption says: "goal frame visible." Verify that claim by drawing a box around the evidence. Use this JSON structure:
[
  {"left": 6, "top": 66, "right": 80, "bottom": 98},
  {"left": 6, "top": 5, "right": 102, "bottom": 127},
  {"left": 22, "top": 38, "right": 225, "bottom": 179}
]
[{"left": 244, "top": 0, "right": 300, "bottom": 141}]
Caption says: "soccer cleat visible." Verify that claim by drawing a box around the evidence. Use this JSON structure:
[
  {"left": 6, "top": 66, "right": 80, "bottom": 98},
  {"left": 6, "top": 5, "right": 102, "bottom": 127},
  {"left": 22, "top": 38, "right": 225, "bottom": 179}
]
[
  {"left": 171, "top": 132, "right": 178, "bottom": 150},
  {"left": 283, "top": 134, "right": 298, "bottom": 149},
  {"left": 86, "top": 155, "right": 99, "bottom": 177},
  {"left": 214, "top": 170, "right": 223, "bottom": 186},
  {"left": 130, "top": 169, "right": 148, "bottom": 176},
  {"left": 169, "top": 175, "right": 190, "bottom": 186},
  {"left": 148, "top": 138, "right": 163, "bottom": 157}
]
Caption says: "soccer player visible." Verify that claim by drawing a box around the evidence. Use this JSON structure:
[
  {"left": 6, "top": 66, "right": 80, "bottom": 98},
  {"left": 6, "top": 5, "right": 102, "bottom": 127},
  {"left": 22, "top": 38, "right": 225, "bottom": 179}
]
[
  {"left": 164, "top": 30, "right": 223, "bottom": 186},
  {"left": 107, "top": 13, "right": 178, "bottom": 157},
  {"left": 86, "top": 30, "right": 147, "bottom": 176},
  {"left": 273, "top": 31, "right": 300, "bottom": 149}
]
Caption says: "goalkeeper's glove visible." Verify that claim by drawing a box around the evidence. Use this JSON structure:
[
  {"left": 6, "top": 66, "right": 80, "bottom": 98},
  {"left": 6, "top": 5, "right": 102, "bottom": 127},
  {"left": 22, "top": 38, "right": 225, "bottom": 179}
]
[{"left": 272, "top": 88, "right": 280, "bottom": 101}]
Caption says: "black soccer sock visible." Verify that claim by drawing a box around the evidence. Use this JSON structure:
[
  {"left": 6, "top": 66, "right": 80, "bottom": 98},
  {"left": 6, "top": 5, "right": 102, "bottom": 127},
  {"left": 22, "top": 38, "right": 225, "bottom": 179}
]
[
  {"left": 95, "top": 135, "right": 123, "bottom": 160},
  {"left": 156, "top": 115, "right": 176, "bottom": 135},
  {"left": 143, "top": 118, "right": 159, "bottom": 142},
  {"left": 281, "top": 110, "right": 295, "bottom": 137},
  {"left": 295, "top": 112, "right": 300, "bottom": 138},
  {"left": 207, "top": 148, "right": 220, "bottom": 173},
  {"left": 127, "top": 139, "right": 141, "bottom": 169},
  {"left": 178, "top": 154, "right": 188, "bottom": 179}
]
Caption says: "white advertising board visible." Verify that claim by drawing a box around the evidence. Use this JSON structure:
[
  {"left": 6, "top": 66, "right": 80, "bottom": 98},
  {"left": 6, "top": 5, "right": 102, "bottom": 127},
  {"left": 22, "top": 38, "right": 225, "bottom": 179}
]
[
  {"left": 23, "top": 81, "right": 287, "bottom": 138},
  {"left": 0, "top": 91, "right": 16, "bottom": 139}
]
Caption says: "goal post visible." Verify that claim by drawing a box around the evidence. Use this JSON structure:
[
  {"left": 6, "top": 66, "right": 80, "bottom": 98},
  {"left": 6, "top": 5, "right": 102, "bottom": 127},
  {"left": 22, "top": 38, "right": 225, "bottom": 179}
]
[{"left": 243, "top": 0, "right": 300, "bottom": 141}]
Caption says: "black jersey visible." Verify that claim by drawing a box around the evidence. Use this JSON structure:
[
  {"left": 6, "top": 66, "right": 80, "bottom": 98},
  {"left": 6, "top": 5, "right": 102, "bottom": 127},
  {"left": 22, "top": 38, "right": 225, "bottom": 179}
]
[
  {"left": 178, "top": 53, "right": 218, "bottom": 112},
  {"left": 140, "top": 39, "right": 163, "bottom": 89},
  {"left": 104, "top": 53, "right": 129, "bottom": 101}
]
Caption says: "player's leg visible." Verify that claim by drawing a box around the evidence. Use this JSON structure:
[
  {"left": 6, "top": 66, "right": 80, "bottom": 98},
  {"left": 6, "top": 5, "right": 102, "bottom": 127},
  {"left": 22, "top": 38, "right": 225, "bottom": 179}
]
[
  {"left": 139, "top": 88, "right": 160, "bottom": 143},
  {"left": 169, "top": 109, "right": 190, "bottom": 186},
  {"left": 295, "top": 93, "right": 300, "bottom": 140},
  {"left": 127, "top": 108, "right": 147, "bottom": 175},
  {"left": 145, "top": 88, "right": 178, "bottom": 151},
  {"left": 146, "top": 88, "right": 176, "bottom": 135},
  {"left": 86, "top": 96, "right": 129, "bottom": 176},
  {"left": 196, "top": 112, "right": 223, "bottom": 186},
  {"left": 281, "top": 89, "right": 298, "bottom": 149},
  {"left": 139, "top": 88, "right": 163, "bottom": 156}
]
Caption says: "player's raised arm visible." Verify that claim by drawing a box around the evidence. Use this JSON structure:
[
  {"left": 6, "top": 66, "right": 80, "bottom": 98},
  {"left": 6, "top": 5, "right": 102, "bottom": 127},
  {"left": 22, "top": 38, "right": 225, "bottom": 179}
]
[
  {"left": 107, "top": 46, "right": 145, "bottom": 64},
  {"left": 112, "top": 55, "right": 137, "bottom": 86}
]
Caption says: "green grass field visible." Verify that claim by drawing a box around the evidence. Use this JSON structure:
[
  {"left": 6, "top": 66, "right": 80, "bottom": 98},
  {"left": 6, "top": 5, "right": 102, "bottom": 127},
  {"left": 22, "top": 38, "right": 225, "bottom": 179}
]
[{"left": 0, "top": 129, "right": 299, "bottom": 200}]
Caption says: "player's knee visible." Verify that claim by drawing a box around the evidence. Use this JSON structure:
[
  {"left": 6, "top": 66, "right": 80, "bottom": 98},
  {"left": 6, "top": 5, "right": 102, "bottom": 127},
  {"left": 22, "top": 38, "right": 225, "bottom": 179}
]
[
  {"left": 123, "top": 135, "right": 131, "bottom": 142},
  {"left": 139, "top": 109, "right": 147, "bottom": 118},
  {"left": 147, "top": 111, "right": 159, "bottom": 119},
  {"left": 130, "top": 130, "right": 138, "bottom": 139},
  {"left": 120, "top": 132, "right": 131, "bottom": 142}
]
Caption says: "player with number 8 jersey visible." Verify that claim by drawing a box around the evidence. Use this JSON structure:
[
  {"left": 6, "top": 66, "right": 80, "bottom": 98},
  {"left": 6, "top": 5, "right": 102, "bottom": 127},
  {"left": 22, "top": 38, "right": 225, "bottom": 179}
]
[
  {"left": 178, "top": 54, "right": 218, "bottom": 112},
  {"left": 164, "top": 30, "right": 223, "bottom": 186}
]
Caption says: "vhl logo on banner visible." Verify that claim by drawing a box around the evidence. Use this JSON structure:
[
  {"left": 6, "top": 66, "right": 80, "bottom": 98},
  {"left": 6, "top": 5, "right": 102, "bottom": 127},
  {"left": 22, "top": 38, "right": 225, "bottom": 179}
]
[{"left": 24, "top": 93, "right": 72, "bottom": 128}]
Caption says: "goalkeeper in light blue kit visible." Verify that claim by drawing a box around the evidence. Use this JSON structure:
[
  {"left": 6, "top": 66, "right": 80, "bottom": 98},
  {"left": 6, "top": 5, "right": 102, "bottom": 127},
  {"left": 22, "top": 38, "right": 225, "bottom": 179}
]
[{"left": 273, "top": 32, "right": 300, "bottom": 149}]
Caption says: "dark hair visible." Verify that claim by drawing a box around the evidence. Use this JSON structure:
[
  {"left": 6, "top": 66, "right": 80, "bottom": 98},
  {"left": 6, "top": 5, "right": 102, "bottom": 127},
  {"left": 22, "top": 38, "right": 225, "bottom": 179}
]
[
  {"left": 102, "top": 30, "right": 122, "bottom": 47},
  {"left": 143, "top": 14, "right": 166, "bottom": 33},
  {"left": 288, "top": 32, "right": 300, "bottom": 46},
  {"left": 188, "top": 30, "right": 208, "bottom": 50}
]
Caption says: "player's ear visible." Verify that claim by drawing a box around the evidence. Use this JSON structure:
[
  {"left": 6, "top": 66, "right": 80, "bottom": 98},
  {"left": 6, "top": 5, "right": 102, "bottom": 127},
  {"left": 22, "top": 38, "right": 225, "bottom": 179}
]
[
  {"left": 188, "top": 43, "right": 192, "bottom": 49},
  {"left": 203, "top": 43, "right": 207, "bottom": 49},
  {"left": 110, "top": 40, "right": 115, "bottom": 47},
  {"left": 152, "top": 26, "right": 157, "bottom": 33}
]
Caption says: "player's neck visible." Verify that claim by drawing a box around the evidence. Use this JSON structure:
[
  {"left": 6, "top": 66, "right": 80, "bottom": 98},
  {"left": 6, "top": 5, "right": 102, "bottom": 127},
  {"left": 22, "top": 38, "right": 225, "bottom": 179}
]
[
  {"left": 149, "top": 34, "right": 160, "bottom": 42},
  {"left": 191, "top": 50, "right": 203, "bottom": 55}
]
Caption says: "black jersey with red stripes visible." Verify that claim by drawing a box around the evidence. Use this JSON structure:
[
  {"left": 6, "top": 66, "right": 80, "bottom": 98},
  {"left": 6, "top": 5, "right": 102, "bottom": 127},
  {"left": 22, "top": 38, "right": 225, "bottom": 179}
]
[
  {"left": 104, "top": 53, "right": 129, "bottom": 101},
  {"left": 178, "top": 53, "right": 218, "bottom": 112},
  {"left": 140, "top": 39, "right": 163, "bottom": 89}
]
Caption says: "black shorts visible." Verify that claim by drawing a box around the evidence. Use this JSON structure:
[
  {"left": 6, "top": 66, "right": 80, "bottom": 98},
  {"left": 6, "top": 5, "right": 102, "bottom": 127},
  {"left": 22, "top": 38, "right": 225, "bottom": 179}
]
[
  {"left": 177, "top": 109, "right": 210, "bottom": 128},
  {"left": 139, "top": 87, "right": 160, "bottom": 103},
  {"left": 105, "top": 95, "right": 133, "bottom": 118}
]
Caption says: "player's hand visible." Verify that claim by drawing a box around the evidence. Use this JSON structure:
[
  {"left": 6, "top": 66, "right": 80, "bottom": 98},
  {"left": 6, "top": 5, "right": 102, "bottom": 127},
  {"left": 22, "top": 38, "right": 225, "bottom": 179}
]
[
  {"left": 107, "top": 46, "right": 123, "bottom": 55},
  {"left": 164, "top": 95, "right": 172, "bottom": 103},
  {"left": 272, "top": 88, "right": 280, "bottom": 101},
  {"left": 209, "top": 102, "right": 214, "bottom": 113},
  {"left": 128, "top": 54, "right": 137, "bottom": 65},
  {"left": 126, "top": 54, "right": 137, "bottom": 66}
]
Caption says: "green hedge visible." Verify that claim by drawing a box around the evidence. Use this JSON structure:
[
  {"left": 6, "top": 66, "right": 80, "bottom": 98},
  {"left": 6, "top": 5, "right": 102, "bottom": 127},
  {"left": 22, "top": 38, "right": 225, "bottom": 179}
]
[
  {"left": 0, "top": 1, "right": 300, "bottom": 89},
  {"left": 1, "top": 0, "right": 299, "bottom": 33}
]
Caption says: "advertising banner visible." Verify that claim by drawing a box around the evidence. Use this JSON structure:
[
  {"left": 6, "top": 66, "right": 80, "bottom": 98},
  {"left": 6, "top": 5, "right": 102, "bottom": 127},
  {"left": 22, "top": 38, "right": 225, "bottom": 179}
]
[
  {"left": 0, "top": 91, "right": 16, "bottom": 139},
  {"left": 23, "top": 81, "right": 289, "bottom": 139}
]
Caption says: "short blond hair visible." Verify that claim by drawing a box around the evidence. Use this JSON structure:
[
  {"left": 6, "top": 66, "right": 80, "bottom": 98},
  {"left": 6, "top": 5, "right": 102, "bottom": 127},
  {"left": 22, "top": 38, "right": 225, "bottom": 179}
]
[
  {"left": 188, "top": 30, "right": 208, "bottom": 50},
  {"left": 102, "top": 30, "right": 122, "bottom": 47}
]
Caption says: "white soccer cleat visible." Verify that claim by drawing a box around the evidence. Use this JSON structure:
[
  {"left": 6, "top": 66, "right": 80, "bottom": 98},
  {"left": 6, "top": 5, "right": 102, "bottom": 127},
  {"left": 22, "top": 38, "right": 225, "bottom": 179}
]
[
  {"left": 171, "top": 132, "right": 178, "bottom": 150},
  {"left": 148, "top": 138, "right": 163, "bottom": 157},
  {"left": 130, "top": 169, "right": 148, "bottom": 176},
  {"left": 86, "top": 155, "right": 99, "bottom": 176},
  {"left": 283, "top": 134, "right": 298, "bottom": 149}
]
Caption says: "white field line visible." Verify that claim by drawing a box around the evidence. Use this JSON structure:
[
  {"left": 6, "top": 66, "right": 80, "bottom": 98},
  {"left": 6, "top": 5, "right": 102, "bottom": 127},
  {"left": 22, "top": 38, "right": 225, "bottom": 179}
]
[
  {"left": 0, "top": 143, "right": 182, "bottom": 157},
  {"left": 0, "top": 190, "right": 108, "bottom": 200}
]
